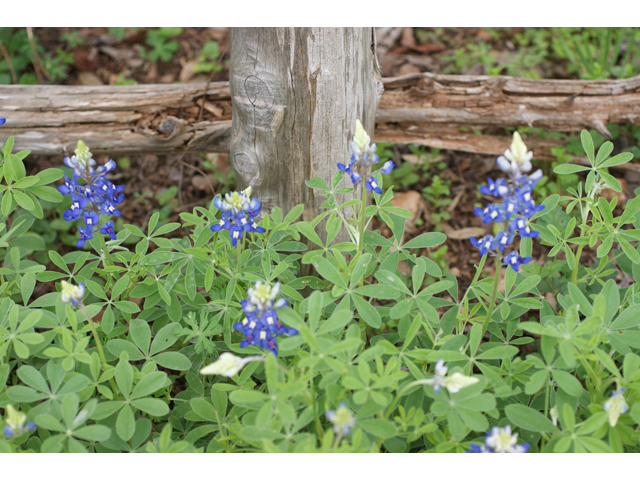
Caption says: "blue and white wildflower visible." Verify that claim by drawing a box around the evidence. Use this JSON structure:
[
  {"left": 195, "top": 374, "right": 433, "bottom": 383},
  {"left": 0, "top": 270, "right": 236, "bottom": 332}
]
[
  {"left": 60, "top": 280, "right": 85, "bottom": 306},
  {"left": 326, "top": 403, "right": 356, "bottom": 436},
  {"left": 200, "top": 352, "right": 264, "bottom": 377},
  {"left": 59, "top": 141, "right": 124, "bottom": 248},
  {"left": 470, "top": 132, "right": 544, "bottom": 272},
  {"left": 603, "top": 388, "right": 628, "bottom": 427},
  {"left": 3, "top": 405, "right": 36, "bottom": 439},
  {"left": 470, "top": 235, "right": 497, "bottom": 256},
  {"left": 468, "top": 425, "right": 529, "bottom": 453},
  {"left": 211, "top": 187, "right": 266, "bottom": 246},
  {"left": 233, "top": 281, "right": 298, "bottom": 356},
  {"left": 412, "top": 359, "right": 478, "bottom": 394},
  {"left": 496, "top": 132, "right": 533, "bottom": 175},
  {"left": 502, "top": 251, "right": 533, "bottom": 272},
  {"left": 337, "top": 120, "right": 395, "bottom": 194}
]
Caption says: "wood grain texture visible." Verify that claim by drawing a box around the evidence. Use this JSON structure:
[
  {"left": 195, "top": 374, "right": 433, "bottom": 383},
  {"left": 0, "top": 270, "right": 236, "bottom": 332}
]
[{"left": 2, "top": 72, "right": 640, "bottom": 159}]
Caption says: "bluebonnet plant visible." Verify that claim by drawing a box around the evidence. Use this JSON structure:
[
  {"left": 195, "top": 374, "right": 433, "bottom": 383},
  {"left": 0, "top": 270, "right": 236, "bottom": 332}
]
[
  {"left": 211, "top": 187, "right": 266, "bottom": 246},
  {"left": 412, "top": 359, "right": 478, "bottom": 394},
  {"left": 3, "top": 404, "right": 36, "bottom": 438},
  {"left": 470, "top": 132, "right": 544, "bottom": 272},
  {"left": 60, "top": 280, "right": 85, "bottom": 306},
  {"left": 337, "top": 120, "right": 395, "bottom": 194},
  {"left": 58, "top": 141, "right": 124, "bottom": 248},
  {"left": 233, "top": 281, "right": 298, "bottom": 356},
  {"left": 603, "top": 388, "right": 628, "bottom": 427},
  {"left": 326, "top": 403, "right": 356, "bottom": 436},
  {"left": 468, "top": 425, "right": 529, "bottom": 453}
]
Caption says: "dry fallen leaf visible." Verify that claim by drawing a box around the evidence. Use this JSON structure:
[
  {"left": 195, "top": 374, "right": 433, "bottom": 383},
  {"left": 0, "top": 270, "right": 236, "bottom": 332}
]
[
  {"left": 192, "top": 174, "right": 217, "bottom": 193},
  {"left": 77, "top": 71, "right": 103, "bottom": 86},
  {"left": 391, "top": 191, "right": 422, "bottom": 219},
  {"left": 441, "top": 226, "right": 486, "bottom": 240}
]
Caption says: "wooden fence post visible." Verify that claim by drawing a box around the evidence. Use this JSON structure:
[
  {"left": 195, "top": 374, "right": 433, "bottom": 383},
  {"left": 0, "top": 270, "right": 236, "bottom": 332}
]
[{"left": 229, "top": 27, "right": 383, "bottom": 228}]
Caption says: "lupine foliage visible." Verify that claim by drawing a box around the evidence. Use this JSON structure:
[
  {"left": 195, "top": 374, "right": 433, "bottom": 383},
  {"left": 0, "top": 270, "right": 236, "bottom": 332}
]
[{"left": 1, "top": 116, "right": 640, "bottom": 453}]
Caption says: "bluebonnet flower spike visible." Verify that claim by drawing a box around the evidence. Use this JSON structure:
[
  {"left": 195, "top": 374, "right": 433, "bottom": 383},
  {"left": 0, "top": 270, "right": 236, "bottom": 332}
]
[
  {"left": 211, "top": 187, "right": 266, "bottom": 245},
  {"left": 469, "top": 132, "right": 544, "bottom": 272},
  {"left": 3, "top": 405, "right": 36, "bottom": 438},
  {"left": 59, "top": 141, "right": 124, "bottom": 247},
  {"left": 233, "top": 281, "right": 297, "bottom": 356},
  {"left": 338, "top": 120, "right": 394, "bottom": 191},
  {"left": 468, "top": 425, "right": 529, "bottom": 453},
  {"left": 604, "top": 388, "right": 628, "bottom": 427},
  {"left": 326, "top": 403, "right": 356, "bottom": 436},
  {"left": 60, "top": 281, "right": 85, "bottom": 306}
]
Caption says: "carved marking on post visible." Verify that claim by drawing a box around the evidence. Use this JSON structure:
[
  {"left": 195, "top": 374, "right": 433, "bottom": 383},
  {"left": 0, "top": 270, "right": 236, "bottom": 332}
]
[
  {"left": 233, "top": 152, "right": 259, "bottom": 184},
  {"left": 244, "top": 75, "right": 273, "bottom": 110}
]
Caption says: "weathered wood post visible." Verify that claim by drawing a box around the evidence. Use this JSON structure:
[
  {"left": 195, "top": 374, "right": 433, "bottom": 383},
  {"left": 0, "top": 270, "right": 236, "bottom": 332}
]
[{"left": 229, "top": 28, "right": 383, "bottom": 230}]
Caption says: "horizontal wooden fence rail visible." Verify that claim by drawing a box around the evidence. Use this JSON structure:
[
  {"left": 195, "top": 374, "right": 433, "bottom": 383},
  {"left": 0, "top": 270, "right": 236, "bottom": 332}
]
[{"left": 1, "top": 73, "right": 640, "bottom": 162}]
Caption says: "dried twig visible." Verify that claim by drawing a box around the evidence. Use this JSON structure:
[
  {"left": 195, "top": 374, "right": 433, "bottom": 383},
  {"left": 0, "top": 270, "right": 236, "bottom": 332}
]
[
  {"left": 26, "top": 27, "right": 52, "bottom": 83},
  {"left": 0, "top": 39, "right": 17, "bottom": 84}
]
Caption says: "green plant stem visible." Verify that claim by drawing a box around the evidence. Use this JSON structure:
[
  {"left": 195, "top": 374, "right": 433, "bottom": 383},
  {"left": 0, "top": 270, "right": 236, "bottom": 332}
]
[
  {"left": 332, "top": 432, "right": 344, "bottom": 451},
  {"left": 578, "top": 354, "right": 601, "bottom": 395},
  {"left": 481, "top": 252, "right": 502, "bottom": 336},
  {"left": 458, "top": 254, "right": 488, "bottom": 333},
  {"left": 78, "top": 303, "right": 118, "bottom": 393},
  {"left": 571, "top": 203, "right": 589, "bottom": 284},
  {"left": 99, "top": 234, "right": 114, "bottom": 267},
  {"left": 236, "top": 238, "right": 242, "bottom": 275},
  {"left": 571, "top": 241, "right": 585, "bottom": 284},
  {"left": 309, "top": 367, "right": 324, "bottom": 443},
  {"left": 4, "top": 342, "right": 13, "bottom": 365},
  {"left": 358, "top": 182, "right": 368, "bottom": 255}
]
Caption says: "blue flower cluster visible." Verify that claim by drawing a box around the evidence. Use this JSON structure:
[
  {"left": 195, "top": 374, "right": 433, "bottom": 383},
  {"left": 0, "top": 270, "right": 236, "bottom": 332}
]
[
  {"left": 470, "top": 133, "right": 544, "bottom": 272},
  {"left": 59, "top": 141, "right": 123, "bottom": 248},
  {"left": 0, "top": 118, "right": 5, "bottom": 126},
  {"left": 468, "top": 425, "right": 529, "bottom": 453},
  {"left": 337, "top": 120, "right": 395, "bottom": 194},
  {"left": 233, "top": 281, "right": 298, "bottom": 356},
  {"left": 211, "top": 188, "right": 266, "bottom": 246},
  {"left": 3, "top": 404, "right": 36, "bottom": 439}
]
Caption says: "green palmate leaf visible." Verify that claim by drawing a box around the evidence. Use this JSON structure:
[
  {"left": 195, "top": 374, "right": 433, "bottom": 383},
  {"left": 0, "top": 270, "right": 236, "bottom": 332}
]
[
  {"left": 403, "top": 232, "right": 447, "bottom": 249},
  {"left": 131, "top": 372, "right": 168, "bottom": 399},
  {"left": 116, "top": 404, "right": 135, "bottom": 441},
  {"left": 598, "top": 171, "right": 621, "bottom": 192},
  {"left": 115, "top": 355, "right": 134, "bottom": 398},
  {"left": 610, "top": 305, "right": 640, "bottom": 330},
  {"left": 132, "top": 398, "right": 170, "bottom": 417},
  {"left": 190, "top": 398, "right": 219, "bottom": 422},
  {"left": 599, "top": 152, "right": 633, "bottom": 168},
  {"left": 595, "top": 141, "right": 613, "bottom": 164},
  {"left": 552, "top": 369, "right": 584, "bottom": 397},
  {"left": 351, "top": 294, "right": 381, "bottom": 329},
  {"left": 476, "top": 345, "right": 519, "bottom": 360},
  {"left": 553, "top": 164, "right": 590, "bottom": 175},
  {"left": 153, "top": 352, "right": 191, "bottom": 370},
  {"left": 73, "top": 425, "right": 111, "bottom": 442},
  {"left": 505, "top": 404, "right": 560, "bottom": 433},
  {"left": 581, "top": 130, "right": 595, "bottom": 164},
  {"left": 310, "top": 256, "right": 347, "bottom": 289},
  {"left": 229, "top": 390, "right": 269, "bottom": 405},
  {"left": 354, "top": 284, "right": 399, "bottom": 300},
  {"left": 35, "top": 414, "right": 64, "bottom": 432},
  {"left": 306, "top": 177, "right": 329, "bottom": 191},
  {"left": 358, "top": 419, "right": 398, "bottom": 439}
]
